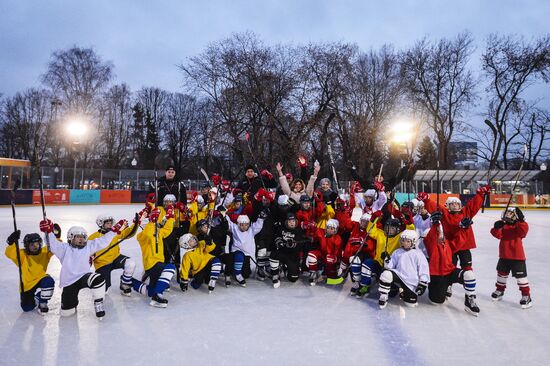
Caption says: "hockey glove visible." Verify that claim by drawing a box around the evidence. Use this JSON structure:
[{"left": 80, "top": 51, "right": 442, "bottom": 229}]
[
  {"left": 165, "top": 207, "right": 175, "bottom": 219},
  {"left": 258, "top": 209, "right": 269, "bottom": 220},
  {"left": 430, "top": 211, "right": 443, "bottom": 225},
  {"left": 381, "top": 251, "right": 390, "bottom": 262},
  {"left": 149, "top": 208, "right": 161, "bottom": 223},
  {"left": 53, "top": 223, "right": 62, "bottom": 239},
  {"left": 476, "top": 184, "right": 491, "bottom": 195},
  {"left": 297, "top": 154, "right": 308, "bottom": 168},
  {"left": 260, "top": 169, "right": 273, "bottom": 180},
  {"left": 180, "top": 280, "right": 188, "bottom": 292},
  {"left": 40, "top": 219, "right": 54, "bottom": 234},
  {"left": 374, "top": 181, "right": 385, "bottom": 192},
  {"left": 515, "top": 207, "right": 525, "bottom": 222},
  {"left": 416, "top": 281, "right": 428, "bottom": 296},
  {"left": 211, "top": 174, "right": 221, "bottom": 187},
  {"left": 416, "top": 192, "right": 430, "bottom": 202},
  {"left": 493, "top": 220, "right": 505, "bottom": 229},
  {"left": 176, "top": 202, "right": 186, "bottom": 212},
  {"left": 459, "top": 217, "right": 473, "bottom": 229},
  {"left": 146, "top": 193, "right": 156, "bottom": 204},
  {"left": 112, "top": 219, "right": 128, "bottom": 234},
  {"left": 6, "top": 230, "right": 20, "bottom": 245}
]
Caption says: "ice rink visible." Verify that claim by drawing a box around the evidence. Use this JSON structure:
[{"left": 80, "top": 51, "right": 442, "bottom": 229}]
[{"left": 1, "top": 204, "right": 549, "bottom": 366}]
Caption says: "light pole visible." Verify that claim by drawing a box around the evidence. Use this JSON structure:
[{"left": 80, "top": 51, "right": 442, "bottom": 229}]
[
  {"left": 66, "top": 119, "right": 88, "bottom": 190},
  {"left": 132, "top": 158, "right": 138, "bottom": 190}
]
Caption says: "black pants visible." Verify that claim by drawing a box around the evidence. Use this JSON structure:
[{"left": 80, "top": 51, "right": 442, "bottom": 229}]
[
  {"left": 222, "top": 252, "right": 251, "bottom": 278},
  {"left": 496, "top": 258, "right": 527, "bottom": 278},
  {"left": 381, "top": 271, "right": 418, "bottom": 304},
  {"left": 270, "top": 250, "right": 300, "bottom": 282},
  {"left": 428, "top": 269, "right": 463, "bottom": 304},
  {"left": 61, "top": 273, "right": 105, "bottom": 310},
  {"left": 95, "top": 254, "right": 129, "bottom": 289},
  {"left": 452, "top": 249, "right": 472, "bottom": 269},
  {"left": 143, "top": 262, "right": 165, "bottom": 291}
]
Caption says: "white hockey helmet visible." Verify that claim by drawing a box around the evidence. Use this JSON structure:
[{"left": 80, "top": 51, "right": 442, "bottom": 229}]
[
  {"left": 326, "top": 219, "right": 339, "bottom": 230},
  {"left": 67, "top": 226, "right": 88, "bottom": 248},
  {"left": 179, "top": 233, "right": 198, "bottom": 250},
  {"left": 400, "top": 229, "right": 418, "bottom": 249},
  {"left": 237, "top": 215, "right": 250, "bottom": 225},
  {"left": 96, "top": 214, "right": 114, "bottom": 228},
  {"left": 163, "top": 194, "right": 177, "bottom": 205},
  {"left": 445, "top": 196, "right": 461, "bottom": 210},
  {"left": 277, "top": 195, "right": 290, "bottom": 206},
  {"left": 364, "top": 189, "right": 376, "bottom": 198}
]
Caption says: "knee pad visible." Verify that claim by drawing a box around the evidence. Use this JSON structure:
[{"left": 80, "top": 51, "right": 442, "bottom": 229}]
[
  {"left": 123, "top": 258, "right": 136, "bottom": 276},
  {"left": 269, "top": 258, "right": 280, "bottom": 271},
  {"left": 306, "top": 253, "right": 318, "bottom": 267},
  {"left": 39, "top": 276, "right": 55, "bottom": 301},
  {"left": 351, "top": 255, "right": 362, "bottom": 266},
  {"left": 379, "top": 270, "right": 393, "bottom": 285},
  {"left": 88, "top": 273, "right": 106, "bottom": 300},
  {"left": 257, "top": 248, "right": 268, "bottom": 259},
  {"left": 159, "top": 265, "right": 176, "bottom": 283},
  {"left": 211, "top": 259, "right": 222, "bottom": 277},
  {"left": 463, "top": 270, "right": 475, "bottom": 282}
]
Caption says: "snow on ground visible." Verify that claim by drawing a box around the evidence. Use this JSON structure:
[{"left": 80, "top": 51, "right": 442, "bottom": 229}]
[{"left": 1, "top": 204, "right": 549, "bottom": 366}]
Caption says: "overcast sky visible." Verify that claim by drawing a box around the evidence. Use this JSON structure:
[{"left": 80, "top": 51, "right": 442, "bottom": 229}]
[{"left": 1, "top": 0, "right": 549, "bottom": 96}]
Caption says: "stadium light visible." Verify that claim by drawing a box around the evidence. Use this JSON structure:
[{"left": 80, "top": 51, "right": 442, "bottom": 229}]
[{"left": 66, "top": 118, "right": 88, "bottom": 140}]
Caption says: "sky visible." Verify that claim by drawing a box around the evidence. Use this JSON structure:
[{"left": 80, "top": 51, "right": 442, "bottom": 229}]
[{"left": 1, "top": 0, "right": 549, "bottom": 97}]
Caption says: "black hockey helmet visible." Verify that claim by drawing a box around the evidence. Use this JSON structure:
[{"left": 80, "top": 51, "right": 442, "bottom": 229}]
[
  {"left": 196, "top": 218, "right": 209, "bottom": 230},
  {"left": 299, "top": 195, "right": 312, "bottom": 203},
  {"left": 383, "top": 218, "right": 401, "bottom": 238},
  {"left": 285, "top": 212, "right": 298, "bottom": 228},
  {"left": 23, "top": 233, "right": 42, "bottom": 255}
]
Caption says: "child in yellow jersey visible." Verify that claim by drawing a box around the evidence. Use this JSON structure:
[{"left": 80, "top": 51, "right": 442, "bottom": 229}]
[
  {"left": 91, "top": 213, "right": 139, "bottom": 296},
  {"left": 357, "top": 217, "right": 415, "bottom": 295},
  {"left": 131, "top": 207, "right": 176, "bottom": 308},
  {"left": 179, "top": 234, "right": 222, "bottom": 293},
  {"left": 188, "top": 194, "right": 212, "bottom": 235},
  {"left": 5, "top": 230, "right": 54, "bottom": 314}
]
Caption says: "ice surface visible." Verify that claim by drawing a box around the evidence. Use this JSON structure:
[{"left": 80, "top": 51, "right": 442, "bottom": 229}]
[{"left": 1, "top": 204, "right": 549, "bottom": 366}]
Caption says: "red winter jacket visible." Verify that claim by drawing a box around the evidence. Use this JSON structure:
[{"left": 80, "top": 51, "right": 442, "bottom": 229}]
[
  {"left": 423, "top": 224, "right": 456, "bottom": 276},
  {"left": 313, "top": 228, "right": 343, "bottom": 258},
  {"left": 424, "top": 193, "right": 484, "bottom": 252},
  {"left": 490, "top": 221, "right": 529, "bottom": 260}
]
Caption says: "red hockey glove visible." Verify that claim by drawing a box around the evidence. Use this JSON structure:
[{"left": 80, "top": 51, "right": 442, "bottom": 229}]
[
  {"left": 165, "top": 205, "right": 175, "bottom": 219},
  {"left": 477, "top": 185, "right": 491, "bottom": 195},
  {"left": 40, "top": 219, "right": 54, "bottom": 234},
  {"left": 146, "top": 193, "right": 156, "bottom": 204},
  {"left": 211, "top": 174, "right": 221, "bottom": 187},
  {"left": 370, "top": 210, "right": 383, "bottom": 222},
  {"left": 176, "top": 202, "right": 186, "bottom": 212},
  {"left": 221, "top": 180, "right": 231, "bottom": 192},
  {"left": 260, "top": 169, "right": 273, "bottom": 180},
  {"left": 301, "top": 220, "right": 316, "bottom": 231},
  {"left": 374, "top": 181, "right": 385, "bottom": 192},
  {"left": 297, "top": 154, "right": 308, "bottom": 168},
  {"left": 255, "top": 188, "right": 268, "bottom": 201},
  {"left": 149, "top": 208, "right": 161, "bottom": 223},
  {"left": 285, "top": 173, "right": 293, "bottom": 181},
  {"left": 232, "top": 188, "right": 242, "bottom": 196},
  {"left": 416, "top": 192, "right": 430, "bottom": 202},
  {"left": 111, "top": 219, "right": 128, "bottom": 234},
  {"left": 351, "top": 181, "right": 362, "bottom": 193},
  {"left": 264, "top": 191, "right": 275, "bottom": 203}
]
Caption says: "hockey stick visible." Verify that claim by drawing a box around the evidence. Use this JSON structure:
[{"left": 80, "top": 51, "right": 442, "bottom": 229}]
[
  {"left": 38, "top": 173, "right": 51, "bottom": 250},
  {"left": 323, "top": 113, "right": 339, "bottom": 191},
  {"left": 10, "top": 179, "right": 24, "bottom": 298},
  {"left": 245, "top": 132, "right": 267, "bottom": 190},
  {"left": 154, "top": 171, "right": 159, "bottom": 254},
  {"left": 504, "top": 144, "right": 528, "bottom": 212},
  {"left": 92, "top": 213, "right": 140, "bottom": 261},
  {"left": 482, "top": 119, "right": 499, "bottom": 213},
  {"left": 326, "top": 217, "right": 379, "bottom": 285}
]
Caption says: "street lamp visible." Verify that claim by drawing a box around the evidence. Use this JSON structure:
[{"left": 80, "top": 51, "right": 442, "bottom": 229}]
[
  {"left": 66, "top": 119, "right": 88, "bottom": 189},
  {"left": 390, "top": 120, "right": 416, "bottom": 192}
]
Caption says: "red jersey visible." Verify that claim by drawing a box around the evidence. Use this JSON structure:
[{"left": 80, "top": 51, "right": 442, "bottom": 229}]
[
  {"left": 313, "top": 228, "right": 343, "bottom": 258},
  {"left": 424, "top": 193, "right": 484, "bottom": 252},
  {"left": 490, "top": 221, "right": 529, "bottom": 260},
  {"left": 423, "top": 224, "right": 456, "bottom": 276}
]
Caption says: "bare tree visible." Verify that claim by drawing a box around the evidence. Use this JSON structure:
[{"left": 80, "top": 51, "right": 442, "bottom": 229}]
[
  {"left": 402, "top": 32, "right": 476, "bottom": 168},
  {"left": 481, "top": 34, "right": 550, "bottom": 169}
]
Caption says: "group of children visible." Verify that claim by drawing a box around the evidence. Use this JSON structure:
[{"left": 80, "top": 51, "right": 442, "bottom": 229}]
[{"left": 5, "top": 161, "right": 533, "bottom": 319}]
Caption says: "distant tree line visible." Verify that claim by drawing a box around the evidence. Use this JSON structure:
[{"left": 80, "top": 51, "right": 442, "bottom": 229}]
[{"left": 1, "top": 31, "right": 549, "bottom": 184}]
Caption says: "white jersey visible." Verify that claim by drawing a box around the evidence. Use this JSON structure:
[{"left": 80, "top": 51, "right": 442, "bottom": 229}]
[
  {"left": 361, "top": 191, "right": 387, "bottom": 214},
  {"left": 385, "top": 247, "right": 430, "bottom": 292},
  {"left": 227, "top": 219, "right": 264, "bottom": 257},
  {"left": 414, "top": 213, "right": 431, "bottom": 258},
  {"left": 47, "top": 231, "right": 116, "bottom": 287}
]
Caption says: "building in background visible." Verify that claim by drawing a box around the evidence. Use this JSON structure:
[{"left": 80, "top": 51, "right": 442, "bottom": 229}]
[{"left": 449, "top": 141, "right": 478, "bottom": 169}]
